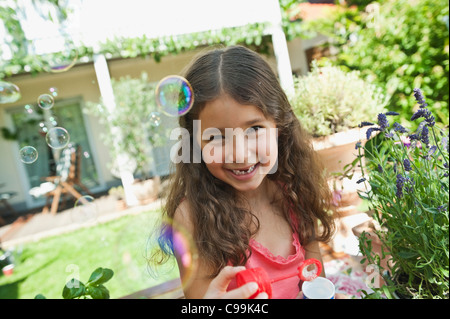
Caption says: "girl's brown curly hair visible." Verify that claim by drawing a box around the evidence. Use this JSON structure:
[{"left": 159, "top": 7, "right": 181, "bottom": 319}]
[{"left": 153, "top": 45, "right": 335, "bottom": 277}]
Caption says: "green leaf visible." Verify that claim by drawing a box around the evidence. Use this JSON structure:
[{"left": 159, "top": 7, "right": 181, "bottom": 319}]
[
  {"left": 62, "top": 279, "right": 86, "bottom": 299},
  {"left": 87, "top": 267, "right": 114, "bottom": 286},
  {"left": 34, "top": 294, "right": 46, "bottom": 299},
  {"left": 397, "top": 251, "right": 418, "bottom": 259},
  {"left": 87, "top": 285, "right": 110, "bottom": 299}
]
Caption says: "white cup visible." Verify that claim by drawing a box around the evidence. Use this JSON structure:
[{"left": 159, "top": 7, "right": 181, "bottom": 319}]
[{"left": 302, "top": 277, "right": 335, "bottom": 299}]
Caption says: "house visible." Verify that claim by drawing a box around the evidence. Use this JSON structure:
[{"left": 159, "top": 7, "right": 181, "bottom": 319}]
[{"left": 0, "top": 0, "right": 336, "bottom": 214}]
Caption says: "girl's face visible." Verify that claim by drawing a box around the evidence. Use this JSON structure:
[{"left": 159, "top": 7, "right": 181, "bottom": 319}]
[{"left": 197, "top": 94, "right": 278, "bottom": 193}]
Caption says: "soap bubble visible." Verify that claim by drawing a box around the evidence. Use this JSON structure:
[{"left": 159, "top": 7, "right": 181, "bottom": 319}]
[
  {"left": 71, "top": 195, "right": 98, "bottom": 224},
  {"left": 113, "top": 215, "right": 198, "bottom": 298},
  {"left": 24, "top": 104, "right": 35, "bottom": 115},
  {"left": 49, "top": 87, "right": 58, "bottom": 97},
  {"left": 19, "top": 146, "right": 38, "bottom": 164},
  {"left": 0, "top": 81, "right": 21, "bottom": 104},
  {"left": 148, "top": 217, "right": 198, "bottom": 292},
  {"left": 46, "top": 127, "right": 70, "bottom": 149},
  {"left": 37, "top": 93, "right": 54, "bottom": 110},
  {"left": 166, "top": 219, "right": 198, "bottom": 289},
  {"left": 40, "top": 40, "right": 78, "bottom": 73},
  {"left": 155, "top": 75, "right": 194, "bottom": 117},
  {"left": 148, "top": 111, "right": 161, "bottom": 127}
]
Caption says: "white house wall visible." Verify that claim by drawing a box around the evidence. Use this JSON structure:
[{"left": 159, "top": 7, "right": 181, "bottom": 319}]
[{"left": 0, "top": 40, "right": 316, "bottom": 212}]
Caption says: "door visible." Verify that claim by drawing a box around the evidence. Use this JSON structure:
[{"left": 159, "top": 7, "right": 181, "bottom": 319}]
[{"left": 8, "top": 97, "right": 101, "bottom": 207}]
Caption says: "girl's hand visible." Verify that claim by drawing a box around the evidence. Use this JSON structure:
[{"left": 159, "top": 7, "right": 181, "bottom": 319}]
[{"left": 203, "top": 266, "right": 269, "bottom": 299}]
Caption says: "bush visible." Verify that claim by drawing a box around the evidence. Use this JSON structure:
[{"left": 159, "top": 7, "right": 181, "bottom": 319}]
[
  {"left": 290, "top": 61, "right": 387, "bottom": 137},
  {"left": 305, "top": 0, "right": 449, "bottom": 128}
]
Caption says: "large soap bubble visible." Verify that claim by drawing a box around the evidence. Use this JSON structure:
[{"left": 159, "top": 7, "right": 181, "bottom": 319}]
[
  {"left": 0, "top": 81, "right": 21, "bottom": 104},
  {"left": 39, "top": 40, "right": 78, "bottom": 73},
  {"left": 155, "top": 75, "right": 194, "bottom": 117},
  {"left": 37, "top": 93, "right": 55, "bottom": 110},
  {"left": 46, "top": 127, "right": 70, "bottom": 149}
]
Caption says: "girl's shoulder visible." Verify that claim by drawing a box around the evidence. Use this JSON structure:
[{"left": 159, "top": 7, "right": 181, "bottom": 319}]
[{"left": 173, "top": 198, "right": 194, "bottom": 233}]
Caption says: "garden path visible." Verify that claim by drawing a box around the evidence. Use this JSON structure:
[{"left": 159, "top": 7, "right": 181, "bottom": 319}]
[{"left": 0, "top": 195, "right": 162, "bottom": 249}]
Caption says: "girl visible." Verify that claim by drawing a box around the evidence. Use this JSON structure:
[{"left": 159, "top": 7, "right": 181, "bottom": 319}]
[{"left": 153, "top": 45, "right": 335, "bottom": 299}]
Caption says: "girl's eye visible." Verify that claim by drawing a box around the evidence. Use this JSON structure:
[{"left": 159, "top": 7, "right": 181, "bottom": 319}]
[
  {"left": 246, "top": 126, "right": 263, "bottom": 135},
  {"left": 209, "top": 135, "right": 224, "bottom": 142}
]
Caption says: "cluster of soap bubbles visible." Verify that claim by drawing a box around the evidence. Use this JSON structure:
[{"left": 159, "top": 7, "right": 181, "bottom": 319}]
[
  {"left": 5, "top": 69, "right": 198, "bottom": 287},
  {"left": 17, "top": 87, "right": 70, "bottom": 165}
]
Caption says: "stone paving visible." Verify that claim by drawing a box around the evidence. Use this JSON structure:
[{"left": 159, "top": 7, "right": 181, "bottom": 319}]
[{"left": 0, "top": 195, "right": 163, "bottom": 249}]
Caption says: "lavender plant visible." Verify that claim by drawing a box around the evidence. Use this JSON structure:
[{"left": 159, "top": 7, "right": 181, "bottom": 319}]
[{"left": 356, "top": 88, "right": 449, "bottom": 299}]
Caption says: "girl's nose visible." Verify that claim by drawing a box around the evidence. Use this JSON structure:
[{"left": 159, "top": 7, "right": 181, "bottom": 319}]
[{"left": 224, "top": 132, "right": 257, "bottom": 164}]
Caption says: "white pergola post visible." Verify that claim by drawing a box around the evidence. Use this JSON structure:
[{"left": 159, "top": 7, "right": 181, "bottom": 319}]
[
  {"left": 93, "top": 54, "right": 139, "bottom": 207},
  {"left": 268, "top": 0, "right": 295, "bottom": 97}
]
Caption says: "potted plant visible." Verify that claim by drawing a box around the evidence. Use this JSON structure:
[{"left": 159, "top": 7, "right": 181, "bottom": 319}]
[
  {"left": 353, "top": 88, "right": 449, "bottom": 299},
  {"left": 290, "top": 61, "right": 388, "bottom": 215}
]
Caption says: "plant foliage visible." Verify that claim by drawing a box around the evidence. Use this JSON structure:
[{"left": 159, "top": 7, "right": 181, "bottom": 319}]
[
  {"left": 35, "top": 267, "right": 114, "bottom": 299},
  {"left": 290, "top": 61, "right": 387, "bottom": 137},
  {"left": 356, "top": 88, "right": 449, "bottom": 299},
  {"left": 304, "top": 0, "right": 449, "bottom": 128}
]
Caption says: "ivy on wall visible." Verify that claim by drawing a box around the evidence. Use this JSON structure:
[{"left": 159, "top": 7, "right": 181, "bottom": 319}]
[{"left": 0, "top": 0, "right": 305, "bottom": 79}]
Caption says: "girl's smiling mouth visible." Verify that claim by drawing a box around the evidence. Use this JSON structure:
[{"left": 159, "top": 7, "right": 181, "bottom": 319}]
[{"left": 227, "top": 163, "right": 260, "bottom": 179}]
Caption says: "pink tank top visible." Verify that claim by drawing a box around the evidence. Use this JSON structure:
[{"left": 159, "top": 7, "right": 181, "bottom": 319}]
[{"left": 227, "top": 228, "right": 306, "bottom": 299}]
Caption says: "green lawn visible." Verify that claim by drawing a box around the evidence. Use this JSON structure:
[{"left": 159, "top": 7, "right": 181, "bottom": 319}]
[{"left": 0, "top": 209, "right": 179, "bottom": 299}]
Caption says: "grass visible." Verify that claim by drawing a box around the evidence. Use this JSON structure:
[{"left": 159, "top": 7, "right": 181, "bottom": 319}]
[{"left": 0, "top": 208, "right": 179, "bottom": 299}]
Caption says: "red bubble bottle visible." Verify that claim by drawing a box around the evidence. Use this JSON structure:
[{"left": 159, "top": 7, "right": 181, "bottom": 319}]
[{"left": 235, "top": 258, "right": 322, "bottom": 299}]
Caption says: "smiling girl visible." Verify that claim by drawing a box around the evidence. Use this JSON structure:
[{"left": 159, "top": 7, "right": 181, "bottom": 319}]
[{"left": 153, "top": 45, "right": 335, "bottom": 299}]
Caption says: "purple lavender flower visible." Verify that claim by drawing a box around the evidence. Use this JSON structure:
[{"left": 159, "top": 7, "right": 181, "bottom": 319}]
[
  {"left": 378, "top": 164, "right": 383, "bottom": 173},
  {"left": 393, "top": 122, "right": 408, "bottom": 133},
  {"left": 413, "top": 88, "right": 428, "bottom": 108},
  {"left": 366, "top": 127, "right": 381, "bottom": 140},
  {"left": 377, "top": 113, "right": 389, "bottom": 130},
  {"left": 403, "top": 158, "right": 412, "bottom": 171},
  {"left": 411, "top": 108, "right": 428, "bottom": 121},
  {"left": 396, "top": 174, "right": 405, "bottom": 198},
  {"left": 356, "top": 178, "right": 366, "bottom": 184},
  {"left": 428, "top": 145, "right": 437, "bottom": 156},
  {"left": 421, "top": 125, "right": 430, "bottom": 145},
  {"left": 385, "top": 111, "right": 400, "bottom": 116},
  {"left": 409, "top": 133, "right": 420, "bottom": 141},
  {"left": 410, "top": 107, "right": 435, "bottom": 127},
  {"left": 359, "top": 121, "right": 374, "bottom": 128}
]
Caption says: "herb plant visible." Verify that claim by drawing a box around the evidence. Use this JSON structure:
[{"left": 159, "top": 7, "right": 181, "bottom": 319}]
[
  {"left": 35, "top": 267, "right": 114, "bottom": 299},
  {"left": 290, "top": 61, "right": 387, "bottom": 137},
  {"left": 356, "top": 88, "right": 449, "bottom": 298}
]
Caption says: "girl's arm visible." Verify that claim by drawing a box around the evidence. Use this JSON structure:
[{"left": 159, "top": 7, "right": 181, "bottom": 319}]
[
  {"left": 303, "top": 240, "right": 326, "bottom": 278},
  {"left": 173, "top": 200, "right": 267, "bottom": 299}
]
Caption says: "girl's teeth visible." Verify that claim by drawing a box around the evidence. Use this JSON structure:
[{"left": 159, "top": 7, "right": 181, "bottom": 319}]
[{"left": 232, "top": 164, "right": 256, "bottom": 175}]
